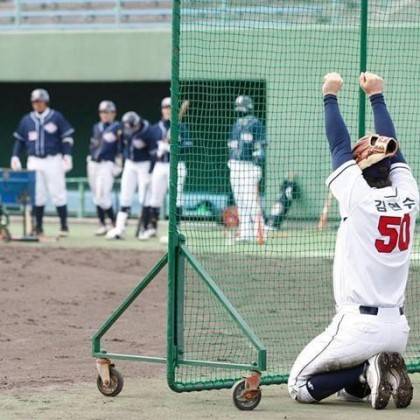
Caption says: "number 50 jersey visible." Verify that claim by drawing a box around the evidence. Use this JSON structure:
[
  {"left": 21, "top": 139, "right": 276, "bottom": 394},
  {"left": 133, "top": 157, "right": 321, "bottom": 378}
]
[{"left": 327, "top": 160, "right": 419, "bottom": 308}]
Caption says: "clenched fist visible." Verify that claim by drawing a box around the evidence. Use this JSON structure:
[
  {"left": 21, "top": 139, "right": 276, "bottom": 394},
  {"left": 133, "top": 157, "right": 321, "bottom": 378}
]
[
  {"left": 10, "top": 156, "right": 22, "bottom": 171},
  {"left": 322, "top": 72, "right": 343, "bottom": 96},
  {"left": 359, "top": 72, "right": 383, "bottom": 96},
  {"left": 63, "top": 155, "right": 73, "bottom": 173}
]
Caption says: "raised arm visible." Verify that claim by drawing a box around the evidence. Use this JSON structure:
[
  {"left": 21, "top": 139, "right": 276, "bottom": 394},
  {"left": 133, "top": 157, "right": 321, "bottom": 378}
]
[
  {"left": 322, "top": 73, "right": 353, "bottom": 170},
  {"left": 359, "top": 72, "right": 405, "bottom": 164}
]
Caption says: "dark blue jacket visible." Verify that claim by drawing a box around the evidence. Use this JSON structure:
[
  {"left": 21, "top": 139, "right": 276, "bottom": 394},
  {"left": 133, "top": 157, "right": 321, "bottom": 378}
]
[
  {"left": 153, "top": 119, "right": 192, "bottom": 163},
  {"left": 228, "top": 115, "right": 266, "bottom": 166},
  {"left": 13, "top": 109, "right": 74, "bottom": 157},
  {"left": 90, "top": 121, "right": 122, "bottom": 162},
  {"left": 123, "top": 120, "right": 158, "bottom": 162}
]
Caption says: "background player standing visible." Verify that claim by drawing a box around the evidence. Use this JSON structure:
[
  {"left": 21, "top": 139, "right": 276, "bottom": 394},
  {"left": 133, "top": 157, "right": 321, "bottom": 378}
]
[
  {"left": 11, "top": 89, "right": 75, "bottom": 237},
  {"left": 139, "top": 97, "right": 192, "bottom": 241},
  {"left": 288, "top": 72, "right": 418, "bottom": 410},
  {"left": 228, "top": 95, "right": 266, "bottom": 242},
  {"left": 106, "top": 111, "right": 157, "bottom": 239},
  {"left": 87, "top": 100, "right": 122, "bottom": 235}
]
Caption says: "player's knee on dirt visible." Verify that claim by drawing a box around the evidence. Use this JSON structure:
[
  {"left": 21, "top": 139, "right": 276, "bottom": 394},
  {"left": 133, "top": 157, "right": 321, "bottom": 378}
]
[
  {"left": 288, "top": 379, "right": 317, "bottom": 403},
  {"left": 289, "top": 364, "right": 367, "bottom": 404}
]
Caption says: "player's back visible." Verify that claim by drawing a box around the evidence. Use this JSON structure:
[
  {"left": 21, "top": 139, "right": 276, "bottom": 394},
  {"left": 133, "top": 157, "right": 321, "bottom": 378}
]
[{"left": 328, "top": 161, "right": 419, "bottom": 308}]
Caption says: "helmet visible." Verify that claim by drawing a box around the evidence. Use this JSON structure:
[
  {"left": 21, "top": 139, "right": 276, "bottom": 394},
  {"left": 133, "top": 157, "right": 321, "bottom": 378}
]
[
  {"left": 161, "top": 97, "right": 171, "bottom": 108},
  {"left": 98, "top": 100, "right": 116, "bottom": 113},
  {"left": 31, "top": 89, "right": 50, "bottom": 103},
  {"left": 352, "top": 134, "right": 398, "bottom": 170},
  {"left": 122, "top": 111, "right": 141, "bottom": 135},
  {"left": 235, "top": 95, "right": 253, "bottom": 113}
]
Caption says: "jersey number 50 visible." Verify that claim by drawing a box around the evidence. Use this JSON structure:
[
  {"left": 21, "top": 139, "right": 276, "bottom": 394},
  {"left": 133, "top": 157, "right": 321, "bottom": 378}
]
[{"left": 375, "top": 214, "right": 411, "bottom": 253}]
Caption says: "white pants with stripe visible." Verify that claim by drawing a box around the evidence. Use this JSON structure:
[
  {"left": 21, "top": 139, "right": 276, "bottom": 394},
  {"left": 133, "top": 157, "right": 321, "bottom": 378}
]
[
  {"left": 176, "top": 161, "right": 187, "bottom": 208},
  {"left": 27, "top": 155, "right": 67, "bottom": 207},
  {"left": 288, "top": 305, "right": 410, "bottom": 402},
  {"left": 119, "top": 159, "right": 151, "bottom": 208},
  {"left": 145, "top": 161, "right": 169, "bottom": 208},
  {"left": 228, "top": 160, "right": 263, "bottom": 240},
  {"left": 145, "top": 161, "right": 187, "bottom": 209},
  {"left": 87, "top": 160, "right": 115, "bottom": 209}
]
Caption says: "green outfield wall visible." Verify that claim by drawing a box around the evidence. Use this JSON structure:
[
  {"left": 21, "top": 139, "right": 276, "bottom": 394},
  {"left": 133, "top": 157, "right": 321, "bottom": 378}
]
[{"left": 0, "top": 29, "right": 171, "bottom": 81}]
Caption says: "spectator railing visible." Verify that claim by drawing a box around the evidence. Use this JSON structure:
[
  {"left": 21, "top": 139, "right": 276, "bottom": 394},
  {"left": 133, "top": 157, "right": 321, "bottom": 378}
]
[
  {"left": 0, "top": 0, "right": 339, "bottom": 30},
  {"left": 0, "top": 0, "right": 172, "bottom": 29}
]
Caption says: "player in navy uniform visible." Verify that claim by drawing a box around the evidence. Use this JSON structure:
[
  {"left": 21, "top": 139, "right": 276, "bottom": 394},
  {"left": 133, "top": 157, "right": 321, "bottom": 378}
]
[
  {"left": 140, "top": 97, "right": 192, "bottom": 241},
  {"left": 87, "top": 100, "right": 122, "bottom": 236},
  {"left": 228, "top": 95, "right": 267, "bottom": 242},
  {"left": 106, "top": 111, "right": 158, "bottom": 239},
  {"left": 11, "top": 89, "right": 75, "bottom": 237}
]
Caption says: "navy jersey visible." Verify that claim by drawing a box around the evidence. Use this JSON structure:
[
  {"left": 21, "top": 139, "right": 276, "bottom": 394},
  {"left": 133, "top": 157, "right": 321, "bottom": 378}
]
[
  {"left": 13, "top": 108, "right": 74, "bottom": 157},
  {"left": 154, "top": 119, "right": 192, "bottom": 163},
  {"left": 90, "top": 121, "right": 122, "bottom": 162},
  {"left": 123, "top": 120, "right": 158, "bottom": 162},
  {"left": 228, "top": 115, "right": 266, "bottom": 165}
]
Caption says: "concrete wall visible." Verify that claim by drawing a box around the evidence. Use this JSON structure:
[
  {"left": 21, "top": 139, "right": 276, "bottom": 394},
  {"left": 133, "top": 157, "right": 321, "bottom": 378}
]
[{"left": 0, "top": 29, "right": 171, "bottom": 81}]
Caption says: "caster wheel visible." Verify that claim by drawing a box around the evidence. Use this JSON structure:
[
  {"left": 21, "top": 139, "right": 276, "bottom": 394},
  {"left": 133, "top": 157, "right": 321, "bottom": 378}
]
[
  {"left": 232, "top": 379, "right": 262, "bottom": 411},
  {"left": 97, "top": 366, "right": 124, "bottom": 397}
]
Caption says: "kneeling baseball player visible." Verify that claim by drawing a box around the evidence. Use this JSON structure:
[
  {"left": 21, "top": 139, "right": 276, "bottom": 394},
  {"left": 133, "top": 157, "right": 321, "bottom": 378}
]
[{"left": 288, "top": 72, "right": 418, "bottom": 409}]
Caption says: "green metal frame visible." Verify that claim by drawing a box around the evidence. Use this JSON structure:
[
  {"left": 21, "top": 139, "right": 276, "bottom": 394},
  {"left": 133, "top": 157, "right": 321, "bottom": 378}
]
[
  {"left": 91, "top": 0, "right": 420, "bottom": 395},
  {"left": 358, "top": 0, "right": 368, "bottom": 138},
  {"left": 91, "top": 242, "right": 266, "bottom": 382},
  {"left": 92, "top": 253, "right": 169, "bottom": 364}
]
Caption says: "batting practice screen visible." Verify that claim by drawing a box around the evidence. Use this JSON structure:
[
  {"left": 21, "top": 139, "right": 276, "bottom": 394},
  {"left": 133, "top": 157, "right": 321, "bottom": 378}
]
[{"left": 167, "top": 0, "right": 420, "bottom": 391}]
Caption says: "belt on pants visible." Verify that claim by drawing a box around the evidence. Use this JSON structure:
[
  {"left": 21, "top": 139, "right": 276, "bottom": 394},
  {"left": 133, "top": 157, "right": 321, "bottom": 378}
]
[{"left": 359, "top": 305, "right": 404, "bottom": 316}]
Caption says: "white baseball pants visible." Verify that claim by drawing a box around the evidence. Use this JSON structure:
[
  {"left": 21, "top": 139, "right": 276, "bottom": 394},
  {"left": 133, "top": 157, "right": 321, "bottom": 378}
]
[
  {"left": 87, "top": 160, "right": 115, "bottom": 209},
  {"left": 288, "top": 305, "right": 410, "bottom": 402},
  {"left": 27, "top": 155, "right": 67, "bottom": 207},
  {"left": 119, "top": 159, "right": 151, "bottom": 208},
  {"left": 144, "top": 161, "right": 186, "bottom": 210},
  {"left": 228, "top": 160, "right": 263, "bottom": 240},
  {"left": 176, "top": 161, "right": 187, "bottom": 208}
]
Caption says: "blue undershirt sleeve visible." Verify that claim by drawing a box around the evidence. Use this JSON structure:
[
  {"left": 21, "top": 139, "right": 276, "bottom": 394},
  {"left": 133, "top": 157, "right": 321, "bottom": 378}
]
[
  {"left": 12, "top": 139, "right": 24, "bottom": 157},
  {"left": 324, "top": 94, "right": 353, "bottom": 170},
  {"left": 369, "top": 93, "right": 405, "bottom": 164}
]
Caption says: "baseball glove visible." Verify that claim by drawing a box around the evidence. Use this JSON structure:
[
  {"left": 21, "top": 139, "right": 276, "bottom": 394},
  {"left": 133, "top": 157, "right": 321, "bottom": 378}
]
[
  {"left": 352, "top": 134, "right": 398, "bottom": 170},
  {"left": 222, "top": 206, "right": 239, "bottom": 228}
]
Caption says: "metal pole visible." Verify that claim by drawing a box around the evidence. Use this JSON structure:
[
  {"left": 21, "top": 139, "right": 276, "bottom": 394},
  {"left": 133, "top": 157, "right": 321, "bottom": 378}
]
[
  {"left": 358, "top": 0, "right": 368, "bottom": 138},
  {"left": 115, "top": 0, "right": 121, "bottom": 26},
  {"left": 92, "top": 253, "right": 168, "bottom": 354},
  {"left": 15, "top": 0, "right": 21, "bottom": 26},
  {"left": 167, "top": 0, "right": 181, "bottom": 387}
]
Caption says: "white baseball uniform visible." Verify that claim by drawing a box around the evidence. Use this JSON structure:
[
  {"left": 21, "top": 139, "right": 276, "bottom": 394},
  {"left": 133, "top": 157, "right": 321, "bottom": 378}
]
[
  {"left": 288, "top": 160, "right": 419, "bottom": 402},
  {"left": 87, "top": 160, "right": 115, "bottom": 210},
  {"left": 27, "top": 155, "right": 67, "bottom": 207},
  {"left": 228, "top": 160, "right": 263, "bottom": 240},
  {"left": 119, "top": 159, "right": 151, "bottom": 208}
]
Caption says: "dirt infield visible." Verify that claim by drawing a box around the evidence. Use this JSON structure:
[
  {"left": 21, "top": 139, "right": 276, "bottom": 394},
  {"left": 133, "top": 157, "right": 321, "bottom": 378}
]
[
  {"left": 1, "top": 243, "right": 420, "bottom": 419},
  {"left": 0, "top": 246, "right": 167, "bottom": 391}
]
